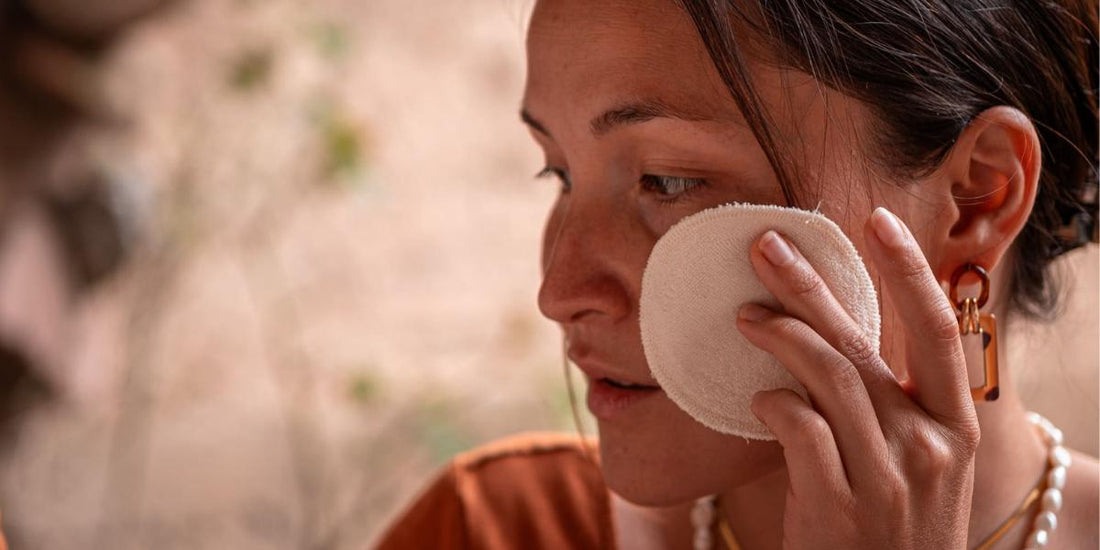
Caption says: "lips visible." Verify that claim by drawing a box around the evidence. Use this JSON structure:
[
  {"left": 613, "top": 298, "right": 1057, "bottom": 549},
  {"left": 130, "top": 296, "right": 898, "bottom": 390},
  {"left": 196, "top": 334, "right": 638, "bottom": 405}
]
[
  {"left": 569, "top": 357, "right": 661, "bottom": 390},
  {"left": 585, "top": 376, "right": 662, "bottom": 420},
  {"left": 566, "top": 346, "right": 662, "bottom": 420},
  {"left": 599, "top": 377, "right": 656, "bottom": 390},
  {"left": 566, "top": 345, "right": 659, "bottom": 388}
]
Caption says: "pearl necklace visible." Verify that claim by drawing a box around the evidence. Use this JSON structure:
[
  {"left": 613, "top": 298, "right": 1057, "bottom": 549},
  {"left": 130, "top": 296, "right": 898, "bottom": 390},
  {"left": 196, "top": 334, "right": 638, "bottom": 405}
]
[
  {"left": 1022, "top": 411, "right": 1071, "bottom": 549},
  {"left": 690, "top": 412, "right": 1070, "bottom": 550}
]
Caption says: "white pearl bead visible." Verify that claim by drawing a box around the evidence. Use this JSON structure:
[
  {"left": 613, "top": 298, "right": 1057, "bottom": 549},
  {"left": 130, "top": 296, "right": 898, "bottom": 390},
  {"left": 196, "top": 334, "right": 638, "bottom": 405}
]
[
  {"left": 1048, "top": 465, "right": 1067, "bottom": 490},
  {"left": 1027, "top": 529, "right": 1049, "bottom": 548},
  {"left": 1038, "top": 420, "right": 1060, "bottom": 442},
  {"left": 1047, "top": 426, "right": 1064, "bottom": 446},
  {"left": 1050, "top": 446, "right": 1072, "bottom": 468},
  {"left": 691, "top": 501, "right": 715, "bottom": 527},
  {"left": 1034, "top": 510, "right": 1058, "bottom": 533},
  {"left": 1041, "top": 488, "right": 1063, "bottom": 512},
  {"left": 693, "top": 496, "right": 716, "bottom": 550},
  {"left": 1020, "top": 414, "right": 1064, "bottom": 550},
  {"left": 694, "top": 530, "right": 713, "bottom": 550}
]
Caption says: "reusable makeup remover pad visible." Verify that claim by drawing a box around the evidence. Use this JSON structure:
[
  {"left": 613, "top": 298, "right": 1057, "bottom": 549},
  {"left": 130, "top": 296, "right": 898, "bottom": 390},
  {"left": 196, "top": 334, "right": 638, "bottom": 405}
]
[{"left": 639, "top": 203, "right": 881, "bottom": 440}]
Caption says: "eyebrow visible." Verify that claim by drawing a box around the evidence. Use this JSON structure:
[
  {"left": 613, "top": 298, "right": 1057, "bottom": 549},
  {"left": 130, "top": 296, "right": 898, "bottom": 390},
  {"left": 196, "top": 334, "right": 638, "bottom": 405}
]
[{"left": 520, "top": 98, "right": 718, "bottom": 139}]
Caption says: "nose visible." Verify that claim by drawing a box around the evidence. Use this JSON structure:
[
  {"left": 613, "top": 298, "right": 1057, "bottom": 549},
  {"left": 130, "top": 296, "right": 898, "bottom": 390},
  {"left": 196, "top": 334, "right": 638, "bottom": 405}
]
[{"left": 537, "top": 198, "right": 633, "bottom": 325}]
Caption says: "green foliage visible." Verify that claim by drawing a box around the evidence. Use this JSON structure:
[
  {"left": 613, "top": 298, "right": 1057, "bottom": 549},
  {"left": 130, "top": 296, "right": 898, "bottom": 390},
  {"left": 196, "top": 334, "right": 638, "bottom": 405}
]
[
  {"left": 308, "top": 98, "right": 371, "bottom": 187},
  {"left": 310, "top": 21, "right": 349, "bottom": 60},
  {"left": 416, "top": 397, "right": 474, "bottom": 465},
  {"left": 228, "top": 48, "right": 275, "bottom": 91},
  {"left": 348, "top": 371, "right": 380, "bottom": 405},
  {"left": 322, "top": 116, "right": 363, "bottom": 180}
]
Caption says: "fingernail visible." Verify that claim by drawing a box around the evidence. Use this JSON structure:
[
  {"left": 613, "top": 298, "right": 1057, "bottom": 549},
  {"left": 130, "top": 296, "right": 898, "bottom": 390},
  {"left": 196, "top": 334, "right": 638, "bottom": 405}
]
[
  {"left": 759, "top": 230, "right": 795, "bottom": 266},
  {"left": 871, "top": 207, "right": 905, "bottom": 248},
  {"left": 739, "top": 303, "right": 772, "bottom": 322}
]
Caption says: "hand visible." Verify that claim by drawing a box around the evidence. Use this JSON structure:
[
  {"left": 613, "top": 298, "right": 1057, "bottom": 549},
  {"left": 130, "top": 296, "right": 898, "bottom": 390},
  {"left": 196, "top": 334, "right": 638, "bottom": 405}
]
[{"left": 736, "top": 207, "right": 981, "bottom": 549}]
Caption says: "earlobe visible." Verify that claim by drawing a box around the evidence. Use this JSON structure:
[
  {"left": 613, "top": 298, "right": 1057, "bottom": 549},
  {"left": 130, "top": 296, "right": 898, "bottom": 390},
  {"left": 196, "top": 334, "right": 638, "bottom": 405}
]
[{"left": 938, "top": 106, "right": 1041, "bottom": 277}]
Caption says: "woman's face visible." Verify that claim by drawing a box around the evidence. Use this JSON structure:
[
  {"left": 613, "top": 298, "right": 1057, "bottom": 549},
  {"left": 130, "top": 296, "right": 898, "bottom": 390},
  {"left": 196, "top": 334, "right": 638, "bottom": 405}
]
[{"left": 523, "top": 0, "right": 925, "bottom": 505}]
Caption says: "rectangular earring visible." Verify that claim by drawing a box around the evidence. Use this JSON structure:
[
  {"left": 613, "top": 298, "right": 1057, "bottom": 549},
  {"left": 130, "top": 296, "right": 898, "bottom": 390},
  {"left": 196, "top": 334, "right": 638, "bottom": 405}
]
[{"left": 951, "top": 264, "right": 999, "bottom": 402}]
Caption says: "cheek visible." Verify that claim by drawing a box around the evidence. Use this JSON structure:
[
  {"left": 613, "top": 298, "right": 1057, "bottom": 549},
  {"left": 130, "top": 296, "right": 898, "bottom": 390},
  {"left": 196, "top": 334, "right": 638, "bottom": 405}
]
[
  {"left": 821, "top": 191, "right": 927, "bottom": 380},
  {"left": 874, "top": 286, "right": 910, "bottom": 379}
]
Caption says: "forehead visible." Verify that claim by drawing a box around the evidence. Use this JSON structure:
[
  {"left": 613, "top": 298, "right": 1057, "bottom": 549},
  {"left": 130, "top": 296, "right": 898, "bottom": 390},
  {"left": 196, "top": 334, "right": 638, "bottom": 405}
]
[{"left": 523, "top": 0, "right": 736, "bottom": 129}]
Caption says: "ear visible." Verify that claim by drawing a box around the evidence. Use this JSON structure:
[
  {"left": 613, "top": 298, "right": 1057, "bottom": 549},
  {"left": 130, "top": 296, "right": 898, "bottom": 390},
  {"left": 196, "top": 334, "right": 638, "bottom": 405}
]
[{"left": 931, "top": 106, "right": 1041, "bottom": 282}]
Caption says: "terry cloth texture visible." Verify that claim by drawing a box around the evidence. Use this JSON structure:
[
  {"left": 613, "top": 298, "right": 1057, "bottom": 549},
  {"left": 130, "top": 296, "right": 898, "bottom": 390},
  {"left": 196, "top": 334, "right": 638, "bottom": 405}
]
[{"left": 639, "top": 203, "right": 881, "bottom": 440}]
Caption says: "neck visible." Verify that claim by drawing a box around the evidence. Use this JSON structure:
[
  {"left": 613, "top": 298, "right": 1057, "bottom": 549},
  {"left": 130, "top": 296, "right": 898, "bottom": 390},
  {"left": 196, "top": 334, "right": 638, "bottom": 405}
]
[
  {"left": 967, "top": 380, "right": 1049, "bottom": 548},
  {"left": 718, "top": 385, "right": 1049, "bottom": 550}
]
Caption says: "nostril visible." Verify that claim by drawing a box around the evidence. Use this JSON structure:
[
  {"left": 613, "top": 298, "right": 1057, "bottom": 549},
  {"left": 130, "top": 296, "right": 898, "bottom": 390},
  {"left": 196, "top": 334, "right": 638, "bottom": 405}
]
[
  {"left": 537, "top": 266, "right": 631, "bottom": 325},
  {"left": 536, "top": 273, "right": 575, "bottom": 323}
]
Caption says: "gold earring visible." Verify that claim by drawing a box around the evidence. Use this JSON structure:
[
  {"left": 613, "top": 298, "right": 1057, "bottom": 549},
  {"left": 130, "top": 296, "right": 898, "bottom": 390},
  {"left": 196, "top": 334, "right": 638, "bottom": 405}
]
[{"left": 950, "top": 264, "right": 999, "bottom": 402}]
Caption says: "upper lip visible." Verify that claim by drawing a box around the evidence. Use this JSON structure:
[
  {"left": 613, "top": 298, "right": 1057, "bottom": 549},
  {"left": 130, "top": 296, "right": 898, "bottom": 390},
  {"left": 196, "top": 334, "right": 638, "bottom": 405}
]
[{"left": 567, "top": 343, "right": 661, "bottom": 388}]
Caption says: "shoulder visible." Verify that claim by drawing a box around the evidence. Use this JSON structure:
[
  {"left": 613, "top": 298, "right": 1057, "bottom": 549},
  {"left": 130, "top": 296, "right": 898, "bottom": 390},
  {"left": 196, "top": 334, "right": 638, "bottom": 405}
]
[
  {"left": 453, "top": 430, "right": 600, "bottom": 471},
  {"left": 1050, "top": 450, "right": 1098, "bottom": 549},
  {"left": 448, "top": 431, "right": 608, "bottom": 520},
  {"left": 375, "top": 432, "right": 613, "bottom": 550}
]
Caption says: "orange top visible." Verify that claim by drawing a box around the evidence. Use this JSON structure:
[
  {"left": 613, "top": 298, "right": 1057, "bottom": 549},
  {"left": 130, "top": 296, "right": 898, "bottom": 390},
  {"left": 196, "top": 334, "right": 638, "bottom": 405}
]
[{"left": 375, "top": 432, "right": 615, "bottom": 550}]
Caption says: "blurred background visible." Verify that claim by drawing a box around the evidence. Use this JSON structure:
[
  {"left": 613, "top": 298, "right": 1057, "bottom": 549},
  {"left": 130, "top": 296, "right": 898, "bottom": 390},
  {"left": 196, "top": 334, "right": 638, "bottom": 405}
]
[{"left": 0, "top": 0, "right": 1094, "bottom": 548}]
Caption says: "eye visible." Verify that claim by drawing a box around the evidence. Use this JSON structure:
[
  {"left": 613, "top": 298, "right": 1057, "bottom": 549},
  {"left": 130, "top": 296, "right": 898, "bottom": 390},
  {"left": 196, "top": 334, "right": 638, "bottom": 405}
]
[
  {"left": 640, "top": 174, "right": 707, "bottom": 204},
  {"left": 535, "top": 166, "right": 571, "bottom": 193}
]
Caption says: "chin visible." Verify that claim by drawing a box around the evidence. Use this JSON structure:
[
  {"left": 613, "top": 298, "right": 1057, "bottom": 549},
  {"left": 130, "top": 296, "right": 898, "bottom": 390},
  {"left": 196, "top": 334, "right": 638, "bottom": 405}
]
[{"left": 594, "top": 394, "right": 784, "bottom": 506}]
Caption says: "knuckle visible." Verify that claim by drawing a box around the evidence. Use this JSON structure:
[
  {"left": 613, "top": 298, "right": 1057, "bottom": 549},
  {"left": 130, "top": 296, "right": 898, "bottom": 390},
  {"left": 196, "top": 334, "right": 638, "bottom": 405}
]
[
  {"left": 951, "top": 419, "right": 982, "bottom": 453},
  {"left": 819, "top": 351, "right": 864, "bottom": 395},
  {"left": 772, "top": 315, "right": 801, "bottom": 334},
  {"left": 788, "top": 265, "right": 829, "bottom": 300},
  {"left": 902, "top": 427, "right": 955, "bottom": 474},
  {"left": 792, "top": 411, "right": 832, "bottom": 444},
  {"left": 897, "top": 252, "right": 932, "bottom": 284},
  {"left": 773, "top": 316, "right": 811, "bottom": 341},
  {"left": 923, "top": 303, "right": 962, "bottom": 343},
  {"left": 836, "top": 330, "right": 880, "bottom": 368}
]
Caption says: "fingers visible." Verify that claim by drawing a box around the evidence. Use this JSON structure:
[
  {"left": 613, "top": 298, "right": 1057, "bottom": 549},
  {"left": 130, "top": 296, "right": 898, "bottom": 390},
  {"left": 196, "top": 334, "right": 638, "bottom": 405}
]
[
  {"left": 738, "top": 305, "right": 891, "bottom": 487},
  {"left": 748, "top": 230, "right": 907, "bottom": 413},
  {"left": 862, "top": 207, "right": 975, "bottom": 426},
  {"left": 751, "top": 388, "right": 850, "bottom": 502}
]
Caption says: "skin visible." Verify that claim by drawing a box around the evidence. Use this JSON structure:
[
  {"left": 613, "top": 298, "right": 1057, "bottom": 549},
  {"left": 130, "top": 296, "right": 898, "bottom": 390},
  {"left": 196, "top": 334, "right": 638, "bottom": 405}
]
[{"left": 522, "top": 0, "right": 1099, "bottom": 548}]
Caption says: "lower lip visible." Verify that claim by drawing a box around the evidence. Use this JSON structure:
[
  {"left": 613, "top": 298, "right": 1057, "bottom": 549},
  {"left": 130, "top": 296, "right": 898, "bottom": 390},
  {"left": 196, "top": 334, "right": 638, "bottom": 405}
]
[{"left": 586, "top": 378, "right": 661, "bottom": 421}]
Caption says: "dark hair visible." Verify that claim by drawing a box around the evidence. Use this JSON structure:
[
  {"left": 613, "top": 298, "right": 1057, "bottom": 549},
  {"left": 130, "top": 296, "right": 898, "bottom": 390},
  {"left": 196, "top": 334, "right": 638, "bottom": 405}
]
[{"left": 677, "top": 0, "right": 1098, "bottom": 320}]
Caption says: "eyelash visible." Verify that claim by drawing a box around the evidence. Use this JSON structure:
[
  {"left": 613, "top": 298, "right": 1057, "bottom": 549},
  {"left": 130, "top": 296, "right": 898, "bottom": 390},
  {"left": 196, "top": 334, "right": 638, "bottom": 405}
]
[
  {"left": 639, "top": 174, "right": 707, "bottom": 205},
  {"left": 535, "top": 166, "right": 571, "bottom": 193},
  {"left": 535, "top": 167, "right": 707, "bottom": 205}
]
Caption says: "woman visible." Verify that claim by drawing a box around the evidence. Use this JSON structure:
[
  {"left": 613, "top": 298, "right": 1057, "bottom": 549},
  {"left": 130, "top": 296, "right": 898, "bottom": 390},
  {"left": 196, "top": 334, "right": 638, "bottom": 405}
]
[{"left": 379, "top": 0, "right": 1099, "bottom": 548}]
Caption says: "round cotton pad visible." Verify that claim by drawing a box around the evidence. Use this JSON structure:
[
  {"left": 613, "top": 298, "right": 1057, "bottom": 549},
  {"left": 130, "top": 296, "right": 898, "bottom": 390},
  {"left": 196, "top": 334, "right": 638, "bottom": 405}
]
[{"left": 639, "top": 203, "right": 881, "bottom": 440}]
